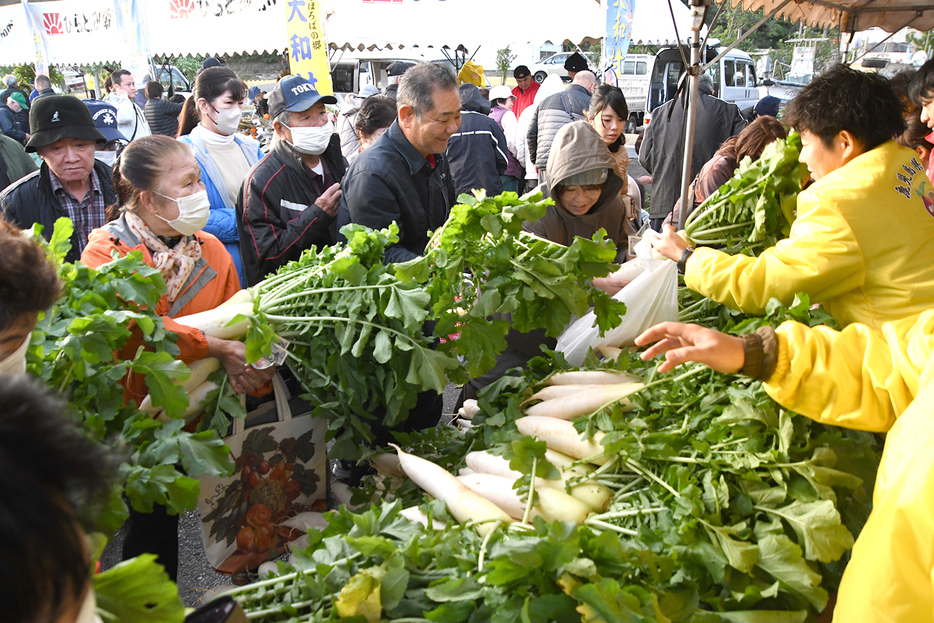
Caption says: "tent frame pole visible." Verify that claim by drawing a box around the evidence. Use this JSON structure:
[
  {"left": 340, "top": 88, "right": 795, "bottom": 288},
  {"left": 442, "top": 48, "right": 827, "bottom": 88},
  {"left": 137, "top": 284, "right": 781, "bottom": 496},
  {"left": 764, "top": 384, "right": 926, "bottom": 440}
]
[{"left": 677, "top": 3, "right": 706, "bottom": 231}]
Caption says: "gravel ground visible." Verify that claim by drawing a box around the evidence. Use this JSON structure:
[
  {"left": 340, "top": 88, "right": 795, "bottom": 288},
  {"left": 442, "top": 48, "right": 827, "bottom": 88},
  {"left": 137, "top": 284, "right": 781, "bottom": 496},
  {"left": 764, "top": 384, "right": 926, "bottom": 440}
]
[{"left": 100, "top": 382, "right": 463, "bottom": 607}]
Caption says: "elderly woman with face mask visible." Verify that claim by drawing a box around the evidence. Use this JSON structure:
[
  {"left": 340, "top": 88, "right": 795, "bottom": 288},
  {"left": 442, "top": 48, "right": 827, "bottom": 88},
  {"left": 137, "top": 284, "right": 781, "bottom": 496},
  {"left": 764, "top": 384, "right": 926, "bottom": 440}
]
[
  {"left": 80, "top": 135, "right": 276, "bottom": 580},
  {"left": 177, "top": 67, "right": 263, "bottom": 286}
]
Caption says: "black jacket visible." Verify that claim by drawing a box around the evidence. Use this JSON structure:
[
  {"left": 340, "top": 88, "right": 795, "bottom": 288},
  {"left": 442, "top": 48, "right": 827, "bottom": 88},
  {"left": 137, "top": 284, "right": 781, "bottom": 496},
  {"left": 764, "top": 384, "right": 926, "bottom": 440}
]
[
  {"left": 0, "top": 104, "right": 26, "bottom": 144},
  {"left": 1, "top": 160, "right": 117, "bottom": 262},
  {"left": 639, "top": 92, "right": 746, "bottom": 219},
  {"left": 237, "top": 134, "right": 347, "bottom": 286},
  {"left": 144, "top": 97, "right": 184, "bottom": 137},
  {"left": 0, "top": 87, "right": 29, "bottom": 130},
  {"left": 528, "top": 84, "right": 591, "bottom": 171},
  {"left": 445, "top": 84, "right": 508, "bottom": 198},
  {"left": 337, "top": 119, "right": 455, "bottom": 264}
]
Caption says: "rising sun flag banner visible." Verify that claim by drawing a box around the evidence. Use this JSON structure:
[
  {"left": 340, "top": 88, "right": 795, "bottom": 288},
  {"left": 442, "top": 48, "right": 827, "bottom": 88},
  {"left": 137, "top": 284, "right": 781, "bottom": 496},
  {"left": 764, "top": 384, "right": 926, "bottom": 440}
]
[
  {"left": 284, "top": 0, "right": 332, "bottom": 96},
  {"left": 604, "top": 0, "right": 635, "bottom": 82}
]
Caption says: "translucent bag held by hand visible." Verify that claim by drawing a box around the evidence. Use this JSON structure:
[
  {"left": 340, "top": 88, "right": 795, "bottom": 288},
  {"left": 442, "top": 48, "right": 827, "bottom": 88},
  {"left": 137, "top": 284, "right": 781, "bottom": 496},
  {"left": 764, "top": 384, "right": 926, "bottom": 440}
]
[{"left": 556, "top": 257, "right": 678, "bottom": 366}]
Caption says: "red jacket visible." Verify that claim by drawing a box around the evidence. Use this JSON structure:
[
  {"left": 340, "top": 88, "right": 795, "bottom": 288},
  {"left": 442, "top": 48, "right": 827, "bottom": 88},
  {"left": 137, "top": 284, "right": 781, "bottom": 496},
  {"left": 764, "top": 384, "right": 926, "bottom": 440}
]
[{"left": 512, "top": 81, "right": 540, "bottom": 119}]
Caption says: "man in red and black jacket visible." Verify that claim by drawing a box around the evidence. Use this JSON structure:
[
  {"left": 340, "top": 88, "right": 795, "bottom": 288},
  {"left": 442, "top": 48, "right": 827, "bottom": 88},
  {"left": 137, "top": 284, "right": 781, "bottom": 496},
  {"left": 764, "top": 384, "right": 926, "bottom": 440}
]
[{"left": 237, "top": 75, "right": 348, "bottom": 286}]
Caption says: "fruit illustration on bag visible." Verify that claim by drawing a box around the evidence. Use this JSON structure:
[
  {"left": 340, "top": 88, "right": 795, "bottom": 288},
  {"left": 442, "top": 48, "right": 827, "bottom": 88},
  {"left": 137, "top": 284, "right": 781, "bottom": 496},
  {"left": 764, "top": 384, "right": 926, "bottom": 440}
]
[{"left": 202, "top": 426, "right": 321, "bottom": 558}]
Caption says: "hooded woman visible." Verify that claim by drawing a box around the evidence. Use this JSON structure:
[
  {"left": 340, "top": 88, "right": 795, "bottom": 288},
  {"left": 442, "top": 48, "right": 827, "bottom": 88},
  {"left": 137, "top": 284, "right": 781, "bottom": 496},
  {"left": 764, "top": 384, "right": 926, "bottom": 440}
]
[{"left": 524, "top": 121, "right": 630, "bottom": 263}]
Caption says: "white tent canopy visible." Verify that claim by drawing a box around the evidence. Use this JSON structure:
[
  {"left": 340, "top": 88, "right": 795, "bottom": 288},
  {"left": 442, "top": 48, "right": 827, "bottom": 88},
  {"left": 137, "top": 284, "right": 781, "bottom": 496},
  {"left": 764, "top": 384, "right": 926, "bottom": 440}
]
[
  {"left": 723, "top": 0, "right": 934, "bottom": 33},
  {"left": 630, "top": 0, "right": 705, "bottom": 46}
]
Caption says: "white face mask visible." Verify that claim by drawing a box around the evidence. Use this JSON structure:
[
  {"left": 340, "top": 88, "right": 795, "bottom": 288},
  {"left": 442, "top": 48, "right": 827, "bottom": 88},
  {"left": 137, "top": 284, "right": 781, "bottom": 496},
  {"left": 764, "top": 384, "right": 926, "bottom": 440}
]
[
  {"left": 95, "top": 151, "right": 117, "bottom": 168},
  {"left": 209, "top": 105, "right": 242, "bottom": 136},
  {"left": 154, "top": 190, "right": 210, "bottom": 236},
  {"left": 74, "top": 587, "right": 103, "bottom": 623},
  {"left": 286, "top": 121, "right": 334, "bottom": 155},
  {"left": 0, "top": 332, "right": 30, "bottom": 377}
]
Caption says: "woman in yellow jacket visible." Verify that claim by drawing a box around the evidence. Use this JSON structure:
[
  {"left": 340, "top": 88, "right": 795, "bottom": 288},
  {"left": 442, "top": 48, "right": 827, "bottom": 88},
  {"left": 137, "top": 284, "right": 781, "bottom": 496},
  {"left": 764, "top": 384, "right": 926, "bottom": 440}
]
[
  {"left": 651, "top": 65, "right": 934, "bottom": 330},
  {"left": 635, "top": 314, "right": 934, "bottom": 621}
]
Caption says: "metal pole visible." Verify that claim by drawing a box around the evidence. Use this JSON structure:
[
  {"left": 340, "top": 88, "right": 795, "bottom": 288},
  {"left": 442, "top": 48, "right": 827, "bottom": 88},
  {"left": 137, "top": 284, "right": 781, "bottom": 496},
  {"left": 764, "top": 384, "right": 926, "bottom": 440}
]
[{"left": 677, "top": 4, "right": 704, "bottom": 231}]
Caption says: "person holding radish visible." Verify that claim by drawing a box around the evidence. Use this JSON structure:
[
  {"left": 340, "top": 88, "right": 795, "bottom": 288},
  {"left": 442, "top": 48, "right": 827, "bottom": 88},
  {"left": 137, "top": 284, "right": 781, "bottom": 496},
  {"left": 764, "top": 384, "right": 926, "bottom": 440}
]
[
  {"left": 635, "top": 314, "right": 934, "bottom": 622},
  {"left": 651, "top": 65, "right": 934, "bottom": 330},
  {"left": 80, "top": 135, "right": 277, "bottom": 581},
  {"left": 177, "top": 67, "right": 263, "bottom": 287}
]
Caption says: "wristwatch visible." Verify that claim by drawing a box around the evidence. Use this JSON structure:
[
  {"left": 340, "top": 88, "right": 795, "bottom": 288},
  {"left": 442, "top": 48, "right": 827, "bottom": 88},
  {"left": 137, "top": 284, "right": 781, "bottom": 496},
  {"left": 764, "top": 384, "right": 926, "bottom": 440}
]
[{"left": 677, "top": 246, "right": 695, "bottom": 275}]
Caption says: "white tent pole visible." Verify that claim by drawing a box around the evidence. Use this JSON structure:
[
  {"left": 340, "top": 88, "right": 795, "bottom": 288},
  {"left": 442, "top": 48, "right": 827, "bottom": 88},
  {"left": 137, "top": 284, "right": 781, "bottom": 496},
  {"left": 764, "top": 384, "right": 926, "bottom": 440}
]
[{"left": 677, "top": 2, "right": 707, "bottom": 231}]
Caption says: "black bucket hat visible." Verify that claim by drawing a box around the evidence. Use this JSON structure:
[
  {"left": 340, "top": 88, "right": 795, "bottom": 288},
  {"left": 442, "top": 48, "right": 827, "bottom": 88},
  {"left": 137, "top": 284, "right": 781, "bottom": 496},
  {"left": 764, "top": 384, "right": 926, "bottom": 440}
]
[{"left": 26, "top": 95, "right": 105, "bottom": 153}]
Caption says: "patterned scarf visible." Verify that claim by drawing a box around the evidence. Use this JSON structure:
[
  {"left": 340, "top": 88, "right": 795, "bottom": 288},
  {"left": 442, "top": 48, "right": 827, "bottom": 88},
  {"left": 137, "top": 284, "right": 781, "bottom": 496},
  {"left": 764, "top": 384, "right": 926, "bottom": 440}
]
[{"left": 124, "top": 212, "right": 202, "bottom": 302}]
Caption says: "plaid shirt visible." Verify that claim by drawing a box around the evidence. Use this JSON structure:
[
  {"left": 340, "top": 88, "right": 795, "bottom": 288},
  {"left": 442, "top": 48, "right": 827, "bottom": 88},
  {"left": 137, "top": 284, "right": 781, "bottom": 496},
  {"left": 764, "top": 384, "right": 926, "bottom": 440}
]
[{"left": 48, "top": 167, "right": 106, "bottom": 255}]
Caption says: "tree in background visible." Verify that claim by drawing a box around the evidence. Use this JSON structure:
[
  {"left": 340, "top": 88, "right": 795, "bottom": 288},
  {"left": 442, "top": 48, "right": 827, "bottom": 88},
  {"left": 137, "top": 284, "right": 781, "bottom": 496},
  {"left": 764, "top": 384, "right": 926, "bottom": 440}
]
[{"left": 496, "top": 46, "right": 517, "bottom": 85}]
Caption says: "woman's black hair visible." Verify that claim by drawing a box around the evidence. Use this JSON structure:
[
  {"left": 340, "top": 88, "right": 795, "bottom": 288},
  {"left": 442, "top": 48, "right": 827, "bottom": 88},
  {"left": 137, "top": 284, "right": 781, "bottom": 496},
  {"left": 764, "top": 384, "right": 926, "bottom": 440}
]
[
  {"left": 784, "top": 64, "right": 905, "bottom": 150},
  {"left": 177, "top": 66, "right": 247, "bottom": 137},
  {"left": 897, "top": 109, "right": 931, "bottom": 152},
  {"left": 909, "top": 59, "right": 934, "bottom": 107},
  {"left": 588, "top": 84, "right": 629, "bottom": 127},
  {"left": 0, "top": 376, "right": 118, "bottom": 623},
  {"left": 355, "top": 95, "right": 397, "bottom": 138}
]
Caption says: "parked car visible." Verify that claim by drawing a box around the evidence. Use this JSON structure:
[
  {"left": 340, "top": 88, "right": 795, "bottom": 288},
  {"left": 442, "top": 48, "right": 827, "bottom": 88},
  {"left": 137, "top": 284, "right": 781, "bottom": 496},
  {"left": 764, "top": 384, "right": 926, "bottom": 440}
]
[
  {"left": 328, "top": 51, "right": 423, "bottom": 103},
  {"left": 642, "top": 46, "right": 761, "bottom": 126},
  {"left": 526, "top": 52, "right": 596, "bottom": 84},
  {"left": 615, "top": 54, "right": 652, "bottom": 133}
]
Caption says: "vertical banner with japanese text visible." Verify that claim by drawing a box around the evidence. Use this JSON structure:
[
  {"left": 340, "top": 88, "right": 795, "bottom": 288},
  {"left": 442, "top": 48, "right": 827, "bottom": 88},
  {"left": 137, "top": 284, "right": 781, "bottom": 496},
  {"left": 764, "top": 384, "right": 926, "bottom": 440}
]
[
  {"left": 21, "top": 0, "right": 51, "bottom": 76},
  {"left": 284, "top": 0, "right": 332, "bottom": 95},
  {"left": 604, "top": 0, "right": 635, "bottom": 83}
]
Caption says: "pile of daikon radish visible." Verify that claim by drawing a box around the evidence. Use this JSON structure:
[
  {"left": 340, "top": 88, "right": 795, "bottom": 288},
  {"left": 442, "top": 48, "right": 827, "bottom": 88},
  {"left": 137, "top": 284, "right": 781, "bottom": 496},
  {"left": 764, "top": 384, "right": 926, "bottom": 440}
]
[{"left": 388, "top": 370, "right": 645, "bottom": 534}]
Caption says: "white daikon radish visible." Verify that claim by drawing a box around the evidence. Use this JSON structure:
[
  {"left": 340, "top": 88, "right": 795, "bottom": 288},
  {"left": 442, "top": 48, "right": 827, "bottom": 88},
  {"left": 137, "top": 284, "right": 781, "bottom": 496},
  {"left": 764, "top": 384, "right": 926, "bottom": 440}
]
[
  {"left": 138, "top": 357, "right": 222, "bottom": 415},
  {"left": 279, "top": 512, "right": 327, "bottom": 532},
  {"left": 521, "top": 384, "right": 595, "bottom": 405},
  {"left": 465, "top": 451, "right": 611, "bottom": 512},
  {"left": 457, "top": 473, "right": 591, "bottom": 524},
  {"left": 156, "top": 379, "right": 218, "bottom": 424},
  {"left": 390, "top": 444, "right": 511, "bottom": 536},
  {"left": 461, "top": 399, "right": 480, "bottom": 420},
  {"left": 258, "top": 561, "right": 279, "bottom": 578},
  {"left": 596, "top": 345, "right": 623, "bottom": 360},
  {"left": 217, "top": 289, "right": 254, "bottom": 308},
  {"left": 524, "top": 382, "right": 643, "bottom": 420},
  {"left": 545, "top": 370, "right": 640, "bottom": 386},
  {"left": 515, "top": 416, "right": 608, "bottom": 465},
  {"left": 172, "top": 303, "right": 254, "bottom": 340},
  {"left": 370, "top": 453, "right": 405, "bottom": 478}
]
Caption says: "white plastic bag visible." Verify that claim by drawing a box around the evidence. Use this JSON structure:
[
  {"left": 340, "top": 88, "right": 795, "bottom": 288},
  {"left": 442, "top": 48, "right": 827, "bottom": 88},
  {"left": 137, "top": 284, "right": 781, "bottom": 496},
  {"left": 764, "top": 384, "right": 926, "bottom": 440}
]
[{"left": 556, "top": 257, "right": 678, "bottom": 366}]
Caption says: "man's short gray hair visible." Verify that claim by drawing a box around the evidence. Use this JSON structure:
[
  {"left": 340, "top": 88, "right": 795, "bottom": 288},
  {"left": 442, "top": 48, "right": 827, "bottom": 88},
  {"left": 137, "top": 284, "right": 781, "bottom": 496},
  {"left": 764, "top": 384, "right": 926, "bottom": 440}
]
[
  {"left": 397, "top": 62, "right": 457, "bottom": 118},
  {"left": 2, "top": 74, "right": 15, "bottom": 88},
  {"left": 698, "top": 74, "right": 714, "bottom": 96}
]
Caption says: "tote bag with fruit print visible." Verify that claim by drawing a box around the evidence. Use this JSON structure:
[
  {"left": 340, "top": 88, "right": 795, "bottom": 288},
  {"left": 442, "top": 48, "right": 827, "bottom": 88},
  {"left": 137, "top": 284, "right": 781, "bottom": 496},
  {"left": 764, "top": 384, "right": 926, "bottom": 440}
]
[{"left": 198, "top": 375, "right": 327, "bottom": 574}]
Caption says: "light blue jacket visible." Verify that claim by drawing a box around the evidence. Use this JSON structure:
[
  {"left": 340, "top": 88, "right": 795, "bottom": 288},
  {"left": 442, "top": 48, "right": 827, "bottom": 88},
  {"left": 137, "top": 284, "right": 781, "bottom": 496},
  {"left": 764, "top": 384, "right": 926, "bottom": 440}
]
[{"left": 179, "top": 129, "right": 263, "bottom": 287}]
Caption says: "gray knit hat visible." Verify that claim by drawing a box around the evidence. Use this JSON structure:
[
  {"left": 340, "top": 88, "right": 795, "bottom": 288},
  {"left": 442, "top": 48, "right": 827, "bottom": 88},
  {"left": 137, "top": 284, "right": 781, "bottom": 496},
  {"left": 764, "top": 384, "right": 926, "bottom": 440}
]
[{"left": 560, "top": 168, "right": 608, "bottom": 187}]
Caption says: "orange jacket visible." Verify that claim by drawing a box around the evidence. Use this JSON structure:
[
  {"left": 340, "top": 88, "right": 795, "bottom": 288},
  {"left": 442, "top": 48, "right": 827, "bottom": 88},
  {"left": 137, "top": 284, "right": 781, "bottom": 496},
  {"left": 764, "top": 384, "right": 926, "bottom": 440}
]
[{"left": 81, "top": 216, "right": 241, "bottom": 404}]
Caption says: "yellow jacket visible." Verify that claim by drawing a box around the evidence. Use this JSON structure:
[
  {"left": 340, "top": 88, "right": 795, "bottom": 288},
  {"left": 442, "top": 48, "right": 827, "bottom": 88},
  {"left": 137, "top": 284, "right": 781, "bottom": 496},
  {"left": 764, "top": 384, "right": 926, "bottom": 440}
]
[
  {"left": 764, "top": 311, "right": 934, "bottom": 621},
  {"left": 685, "top": 141, "right": 934, "bottom": 329}
]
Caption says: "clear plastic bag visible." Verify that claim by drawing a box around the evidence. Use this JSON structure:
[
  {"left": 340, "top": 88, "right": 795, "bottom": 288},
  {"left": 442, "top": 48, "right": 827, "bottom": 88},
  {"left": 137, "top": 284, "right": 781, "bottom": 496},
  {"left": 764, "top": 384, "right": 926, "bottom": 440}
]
[{"left": 556, "top": 255, "right": 678, "bottom": 366}]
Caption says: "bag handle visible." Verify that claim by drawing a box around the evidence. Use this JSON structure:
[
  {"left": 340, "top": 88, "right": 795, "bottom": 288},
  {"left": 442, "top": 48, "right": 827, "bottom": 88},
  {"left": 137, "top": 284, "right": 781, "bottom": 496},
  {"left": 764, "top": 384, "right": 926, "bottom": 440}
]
[{"left": 232, "top": 374, "right": 292, "bottom": 435}]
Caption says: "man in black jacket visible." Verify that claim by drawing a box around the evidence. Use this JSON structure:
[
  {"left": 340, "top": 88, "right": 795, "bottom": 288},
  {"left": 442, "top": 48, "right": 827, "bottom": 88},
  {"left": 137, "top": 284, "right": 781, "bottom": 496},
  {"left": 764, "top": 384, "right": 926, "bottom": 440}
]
[
  {"left": 338, "top": 62, "right": 458, "bottom": 264},
  {"left": 445, "top": 83, "right": 508, "bottom": 198},
  {"left": 1, "top": 95, "right": 115, "bottom": 262},
  {"left": 237, "top": 75, "right": 345, "bottom": 286},
  {"left": 639, "top": 74, "right": 746, "bottom": 230}
]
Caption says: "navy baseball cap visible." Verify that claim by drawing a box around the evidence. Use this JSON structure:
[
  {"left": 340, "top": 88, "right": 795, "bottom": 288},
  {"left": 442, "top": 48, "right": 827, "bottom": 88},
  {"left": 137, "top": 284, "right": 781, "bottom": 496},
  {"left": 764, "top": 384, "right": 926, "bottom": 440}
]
[
  {"left": 267, "top": 75, "right": 337, "bottom": 119},
  {"left": 83, "top": 100, "right": 124, "bottom": 143}
]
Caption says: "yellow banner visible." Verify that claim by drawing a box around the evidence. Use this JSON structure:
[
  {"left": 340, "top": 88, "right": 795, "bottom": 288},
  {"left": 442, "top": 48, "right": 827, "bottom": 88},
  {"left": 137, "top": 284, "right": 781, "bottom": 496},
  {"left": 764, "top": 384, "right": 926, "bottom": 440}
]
[{"left": 284, "top": 0, "right": 332, "bottom": 95}]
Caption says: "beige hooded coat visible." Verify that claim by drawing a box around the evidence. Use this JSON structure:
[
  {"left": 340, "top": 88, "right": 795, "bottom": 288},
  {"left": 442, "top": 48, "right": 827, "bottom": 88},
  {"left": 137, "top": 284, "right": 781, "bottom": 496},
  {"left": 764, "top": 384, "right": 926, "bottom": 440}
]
[{"left": 524, "top": 121, "right": 630, "bottom": 262}]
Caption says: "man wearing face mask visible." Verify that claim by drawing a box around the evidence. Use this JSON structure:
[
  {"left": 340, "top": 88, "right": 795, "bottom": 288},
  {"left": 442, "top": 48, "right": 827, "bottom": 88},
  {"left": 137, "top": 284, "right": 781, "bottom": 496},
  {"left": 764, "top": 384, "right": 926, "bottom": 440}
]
[
  {"left": 0, "top": 95, "right": 118, "bottom": 262},
  {"left": 110, "top": 69, "right": 151, "bottom": 142},
  {"left": 237, "top": 75, "right": 346, "bottom": 286},
  {"left": 84, "top": 100, "right": 126, "bottom": 171},
  {"left": 0, "top": 218, "right": 61, "bottom": 378}
]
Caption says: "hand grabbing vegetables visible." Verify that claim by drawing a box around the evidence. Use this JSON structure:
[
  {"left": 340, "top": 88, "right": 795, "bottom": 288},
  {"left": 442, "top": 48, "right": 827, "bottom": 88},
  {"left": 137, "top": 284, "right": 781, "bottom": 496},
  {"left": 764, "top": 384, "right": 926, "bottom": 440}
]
[
  {"left": 635, "top": 321, "right": 746, "bottom": 374},
  {"left": 207, "top": 337, "right": 277, "bottom": 394}
]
